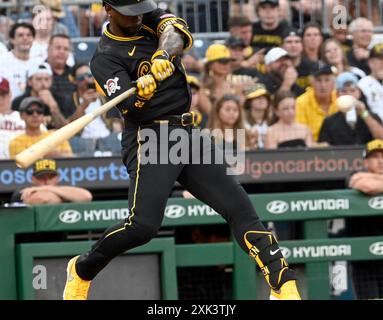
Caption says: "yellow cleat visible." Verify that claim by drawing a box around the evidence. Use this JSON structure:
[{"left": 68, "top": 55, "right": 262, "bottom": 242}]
[
  {"left": 270, "top": 280, "right": 302, "bottom": 300},
  {"left": 63, "top": 255, "right": 91, "bottom": 300}
]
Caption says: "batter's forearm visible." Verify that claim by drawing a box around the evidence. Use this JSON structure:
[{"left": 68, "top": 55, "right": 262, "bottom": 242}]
[{"left": 158, "top": 25, "right": 184, "bottom": 56}]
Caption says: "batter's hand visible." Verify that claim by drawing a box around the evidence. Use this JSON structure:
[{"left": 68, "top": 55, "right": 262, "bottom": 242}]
[
  {"left": 151, "top": 50, "right": 175, "bottom": 82},
  {"left": 137, "top": 74, "right": 157, "bottom": 100}
]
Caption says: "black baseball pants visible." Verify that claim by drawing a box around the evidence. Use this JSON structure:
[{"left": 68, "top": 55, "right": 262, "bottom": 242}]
[{"left": 76, "top": 124, "right": 295, "bottom": 289}]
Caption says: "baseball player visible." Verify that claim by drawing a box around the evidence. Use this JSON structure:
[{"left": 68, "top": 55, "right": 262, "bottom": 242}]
[{"left": 63, "top": 0, "right": 301, "bottom": 300}]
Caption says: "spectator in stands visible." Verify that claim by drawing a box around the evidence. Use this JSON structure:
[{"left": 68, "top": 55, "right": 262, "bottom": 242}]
[
  {"left": 228, "top": 15, "right": 265, "bottom": 69},
  {"left": 347, "top": 17, "right": 373, "bottom": 74},
  {"left": 9, "top": 96, "right": 72, "bottom": 158},
  {"left": 226, "top": 36, "right": 262, "bottom": 81},
  {"left": 0, "top": 77, "right": 25, "bottom": 159},
  {"left": 72, "top": 63, "right": 110, "bottom": 139},
  {"left": 187, "top": 75, "right": 211, "bottom": 129},
  {"left": 230, "top": 0, "right": 257, "bottom": 22},
  {"left": 320, "top": 38, "right": 366, "bottom": 79},
  {"left": 347, "top": 138, "right": 383, "bottom": 299},
  {"left": 281, "top": 28, "right": 317, "bottom": 90},
  {"left": 30, "top": 8, "right": 55, "bottom": 62},
  {"left": 265, "top": 90, "right": 313, "bottom": 149},
  {"left": 228, "top": 15, "right": 253, "bottom": 48},
  {"left": 301, "top": 22, "right": 323, "bottom": 65},
  {"left": 295, "top": 64, "right": 338, "bottom": 141},
  {"left": 39, "top": 0, "right": 69, "bottom": 35},
  {"left": 0, "top": 16, "right": 13, "bottom": 47},
  {"left": 46, "top": 34, "right": 77, "bottom": 113},
  {"left": 0, "top": 22, "right": 42, "bottom": 98},
  {"left": 251, "top": 0, "right": 289, "bottom": 51},
  {"left": 318, "top": 72, "right": 383, "bottom": 146},
  {"left": 181, "top": 50, "right": 204, "bottom": 77},
  {"left": 260, "top": 47, "right": 305, "bottom": 97},
  {"left": 12, "top": 62, "right": 68, "bottom": 128},
  {"left": 329, "top": 23, "right": 352, "bottom": 54},
  {"left": 208, "top": 94, "right": 250, "bottom": 150},
  {"left": 243, "top": 83, "right": 271, "bottom": 149},
  {"left": 202, "top": 43, "right": 235, "bottom": 105},
  {"left": 358, "top": 43, "right": 383, "bottom": 121},
  {"left": 10, "top": 158, "right": 92, "bottom": 204}
]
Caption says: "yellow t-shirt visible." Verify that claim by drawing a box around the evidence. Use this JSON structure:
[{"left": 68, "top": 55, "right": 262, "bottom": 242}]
[
  {"left": 9, "top": 131, "right": 73, "bottom": 158},
  {"left": 295, "top": 88, "right": 338, "bottom": 141}
]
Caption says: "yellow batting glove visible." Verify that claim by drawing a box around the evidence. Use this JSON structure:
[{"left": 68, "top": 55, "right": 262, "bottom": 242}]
[
  {"left": 150, "top": 50, "right": 175, "bottom": 82},
  {"left": 137, "top": 74, "right": 157, "bottom": 100}
]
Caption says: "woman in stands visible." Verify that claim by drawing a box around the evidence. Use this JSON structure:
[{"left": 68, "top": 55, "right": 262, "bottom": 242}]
[
  {"left": 208, "top": 94, "right": 253, "bottom": 150},
  {"left": 320, "top": 38, "right": 366, "bottom": 79},
  {"left": 265, "top": 90, "right": 313, "bottom": 149},
  {"left": 243, "top": 83, "right": 272, "bottom": 149}
]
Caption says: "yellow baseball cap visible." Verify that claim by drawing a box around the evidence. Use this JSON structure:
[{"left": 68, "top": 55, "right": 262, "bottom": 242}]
[
  {"left": 364, "top": 139, "right": 383, "bottom": 158},
  {"left": 205, "top": 44, "right": 231, "bottom": 63},
  {"left": 245, "top": 83, "right": 269, "bottom": 101}
]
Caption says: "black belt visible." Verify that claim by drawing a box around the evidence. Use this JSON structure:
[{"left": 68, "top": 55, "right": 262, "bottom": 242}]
[{"left": 147, "top": 112, "right": 197, "bottom": 127}]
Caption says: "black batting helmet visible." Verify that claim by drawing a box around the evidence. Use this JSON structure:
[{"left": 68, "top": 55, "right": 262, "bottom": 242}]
[{"left": 103, "top": 0, "right": 157, "bottom": 16}]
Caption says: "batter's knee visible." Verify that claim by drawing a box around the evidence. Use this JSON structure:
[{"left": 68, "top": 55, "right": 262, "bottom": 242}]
[{"left": 130, "top": 221, "right": 159, "bottom": 246}]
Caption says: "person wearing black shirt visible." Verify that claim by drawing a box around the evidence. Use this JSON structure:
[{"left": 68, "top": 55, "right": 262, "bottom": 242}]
[
  {"left": 260, "top": 47, "right": 305, "bottom": 97},
  {"left": 281, "top": 28, "right": 317, "bottom": 90},
  {"left": 347, "top": 18, "right": 374, "bottom": 75},
  {"left": 251, "top": 0, "right": 289, "bottom": 52},
  {"left": 318, "top": 72, "right": 383, "bottom": 145}
]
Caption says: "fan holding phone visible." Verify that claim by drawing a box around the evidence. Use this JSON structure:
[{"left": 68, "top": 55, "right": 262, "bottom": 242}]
[{"left": 73, "top": 63, "right": 111, "bottom": 140}]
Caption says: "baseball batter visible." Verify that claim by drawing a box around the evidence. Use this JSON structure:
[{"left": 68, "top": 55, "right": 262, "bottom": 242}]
[{"left": 63, "top": 0, "right": 301, "bottom": 300}]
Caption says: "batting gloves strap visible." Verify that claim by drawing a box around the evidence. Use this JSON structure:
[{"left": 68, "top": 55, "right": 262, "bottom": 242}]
[
  {"left": 150, "top": 50, "right": 175, "bottom": 82},
  {"left": 137, "top": 74, "right": 157, "bottom": 101}
]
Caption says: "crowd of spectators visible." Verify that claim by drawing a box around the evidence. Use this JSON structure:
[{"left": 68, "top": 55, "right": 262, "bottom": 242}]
[
  {"left": 1, "top": 0, "right": 383, "bottom": 159},
  {"left": 1, "top": 0, "right": 383, "bottom": 300}
]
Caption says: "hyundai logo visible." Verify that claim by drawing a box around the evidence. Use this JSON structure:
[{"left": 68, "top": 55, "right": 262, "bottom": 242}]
[
  {"left": 266, "top": 201, "right": 289, "bottom": 214},
  {"left": 59, "top": 210, "right": 82, "bottom": 224},
  {"left": 165, "top": 205, "right": 186, "bottom": 219},
  {"left": 369, "top": 242, "right": 383, "bottom": 255},
  {"left": 279, "top": 246, "right": 291, "bottom": 259},
  {"left": 368, "top": 197, "right": 383, "bottom": 210}
]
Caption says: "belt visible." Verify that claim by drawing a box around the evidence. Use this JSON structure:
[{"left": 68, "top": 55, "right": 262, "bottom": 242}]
[{"left": 149, "top": 112, "right": 197, "bottom": 127}]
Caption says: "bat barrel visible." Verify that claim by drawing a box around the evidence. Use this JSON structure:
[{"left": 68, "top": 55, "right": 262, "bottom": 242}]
[{"left": 15, "top": 87, "right": 136, "bottom": 169}]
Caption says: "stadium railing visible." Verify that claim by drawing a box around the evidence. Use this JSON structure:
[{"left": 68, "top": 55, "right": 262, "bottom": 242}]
[{"left": 1, "top": 0, "right": 383, "bottom": 37}]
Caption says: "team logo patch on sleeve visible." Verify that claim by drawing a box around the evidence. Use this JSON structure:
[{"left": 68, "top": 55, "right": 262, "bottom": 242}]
[{"left": 104, "top": 77, "right": 121, "bottom": 96}]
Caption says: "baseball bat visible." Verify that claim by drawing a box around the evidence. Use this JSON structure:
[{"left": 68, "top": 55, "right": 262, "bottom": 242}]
[{"left": 15, "top": 87, "right": 136, "bottom": 169}]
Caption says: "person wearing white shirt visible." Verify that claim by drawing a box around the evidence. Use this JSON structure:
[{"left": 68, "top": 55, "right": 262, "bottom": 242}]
[
  {"left": 0, "top": 22, "right": 43, "bottom": 98},
  {"left": 73, "top": 63, "right": 110, "bottom": 139},
  {"left": 0, "top": 41, "right": 8, "bottom": 57},
  {"left": 0, "top": 77, "right": 25, "bottom": 159},
  {"left": 358, "top": 43, "right": 383, "bottom": 121}
]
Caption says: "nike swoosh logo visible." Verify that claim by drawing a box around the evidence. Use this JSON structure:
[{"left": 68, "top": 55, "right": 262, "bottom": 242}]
[
  {"left": 270, "top": 249, "right": 280, "bottom": 255},
  {"left": 128, "top": 46, "right": 136, "bottom": 57}
]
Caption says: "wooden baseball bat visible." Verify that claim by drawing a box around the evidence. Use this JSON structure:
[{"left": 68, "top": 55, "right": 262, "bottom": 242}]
[{"left": 15, "top": 87, "right": 136, "bottom": 169}]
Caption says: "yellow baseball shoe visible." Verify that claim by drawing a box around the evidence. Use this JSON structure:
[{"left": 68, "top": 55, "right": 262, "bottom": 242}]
[
  {"left": 63, "top": 255, "right": 91, "bottom": 300},
  {"left": 270, "top": 280, "right": 301, "bottom": 300}
]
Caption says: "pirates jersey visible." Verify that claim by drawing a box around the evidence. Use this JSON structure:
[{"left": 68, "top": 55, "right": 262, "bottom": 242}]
[
  {"left": 90, "top": 9, "right": 193, "bottom": 125},
  {"left": 251, "top": 20, "right": 288, "bottom": 51}
]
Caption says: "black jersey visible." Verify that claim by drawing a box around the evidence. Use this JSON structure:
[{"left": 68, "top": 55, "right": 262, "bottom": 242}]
[
  {"left": 251, "top": 20, "right": 289, "bottom": 51},
  {"left": 90, "top": 9, "right": 193, "bottom": 125}
]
